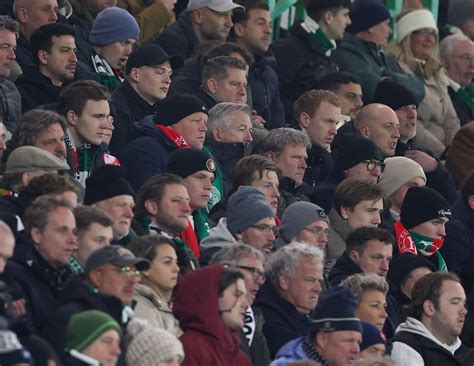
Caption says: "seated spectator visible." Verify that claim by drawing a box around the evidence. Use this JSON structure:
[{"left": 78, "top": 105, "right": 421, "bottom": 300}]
[
  {"left": 205, "top": 102, "right": 253, "bottom": 193},
  {"left": 391, "top": 272, "right": 469, "bottom": 365},
  {"left": 331, "top": 0, "right": 425, "bottom": 103},
  {"left": 270, "top": 0, "right": 350, "bottom": 120},
  {"left": 126, "top": 318, "right": 185, "bottom": 366},
  {"left": 275, "top": 201, "right": 329, "bottom": 250},
  {"left": 271, "top": 286, "right": 362, "bottom": 365},
  {"left": 326, "top": 178, "right": 385, "bottom": 270},
  {"left": 294, "top": 89, "right": 341, "bottom": 187},
  {"left": 341, "top": 273, "right": 389, "bottom": 332},
  {"left": 110, "top": 44, "right": 180, "bottom": 158},
  {"left": 201, "top": 186, "right": 276, "bottom": 263},
  {"left": 84, "top": 165, "right": 135, "bottom": 245},
  {"left": 122, "top": 94, "right": 208, "bottom": 190},
  {"left": 5, "top": 196, "right": 77, "bottom": 330},
  {"left": 445, "top": 0, "right": 474, "bottom": 40},
  {"left": 256, "top": 128, "right": 312, "bottom": 217},
  {"left": 318, "top": 71, "right": 364, "bottom": 121},
  {"left": 440, "top": 34, "right": 474, "bottom": 126},
  {"left": 154, "top": 0, "right": 243, "bottom": 64},
  {"left": 63, "top": 310, "right": 122, "bottom": 365},
  {"left": 68, "top": 205, "right": 114, "bottom": 273},
  {"left": 313, "top": 134, "right": 384, "bottom": 212},
  {"left": 388, "top": 8, "right": 460, "bottom": 158},
  {"left": 446, "top": 121, "right": 474, "bottom": 186},
  {"left": 211, "top": 243, "right": 270, "bottom": 366},
  {"left": 358, "top": 321, "right": 387, "bottom": 363},
  {"left": 173, "top": 264, "right": 251, "bottom": 365},
  {"left": 16, "top": 23, "right": 77, "bottom": 112},
  {"left": 254, "top": 242, "right": 324, "bottom": 358},
  {"left": 0, "top": 16, "right": 22, "bottom": 133},
  {"left": 395, "top": 186, "right": 451, "bottom": 271}
]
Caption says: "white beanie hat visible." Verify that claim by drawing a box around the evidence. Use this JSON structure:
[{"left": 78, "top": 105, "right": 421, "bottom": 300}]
[
  {"left": 396, "top": 9, "right": 438, "bottom": 41},
  {"left": 379, "top": 156, "right": 426, "bottom": 197}
]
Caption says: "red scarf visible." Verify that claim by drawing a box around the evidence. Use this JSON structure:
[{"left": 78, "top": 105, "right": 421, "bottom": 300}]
[
  {"left": 394, "top": 221, "right": 418, "bottom": 255},
  {"left": 179, "top": 220, "right": 200, "bottom": 257},
  {"left": 156, "top": 125, "right": 190, "bottom": 148}
]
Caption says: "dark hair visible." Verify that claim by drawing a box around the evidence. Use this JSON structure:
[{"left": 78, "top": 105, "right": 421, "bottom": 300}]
[
  {"left": 303, "top": 0, "right": 351, "bottom": 21},
  {"left": 346, "top": 226, "right": 395, "bottom": 255},
  {"left": 207, "top": 42, "right": 254, "bottom": 67},
  {"left": 30, "top": 22, "right": 75, "bottom": 65},
  {"left": 318, "top": 71, "right": 362, "bottom": 92},
  {"left": 461, "top": 170, "right": 474, "bottom": 202},
  {"left": 201, "top": 56, "right": 248, "bottom": 87},
  {"left": 23, "top": 195, "right": 72, "bottom": 235},
  {"left": 333, "top": 178, "right": 385, "bottom": 213},
  {"left": 232, "top": 0, "right": 270, "bottom": 24},
  {"left": 58, "top": 80, "right": 110, "bottom": 117},
  {"left": 233, "top": 154, "right": 281, "bottom": 188},
  {"left": 129, "top": 234, "right": 175, "bottom": 262},
  {"left": 405, "top": 272, "right": 461, "bottom": 320},
  {"left": 73, "top": 205, "right": 113, "bottom": 233},
  {"left": 135, "top": 173, "right": 185, "bottom": 219},
  {"left": 218, "top": 267, "right": 245, "bottom": 297}
]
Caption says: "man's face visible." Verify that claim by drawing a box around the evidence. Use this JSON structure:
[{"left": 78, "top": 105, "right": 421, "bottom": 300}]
[
  {"left": 31, "top": 206, "right": 77, "bottom": 266},
  {"left": 389, "top": 176, "right": 425, "bottom": 213},
  {"left": 99, "top": 39, "right": 136, "bottom": 70},
  {"left": 34, "top": 122, "right": 67, "bottom": 160},
  {"left": 71, "top": 99, "right": 110, "bottom": 146},
  {"left": 294, "top": 220, "right": 329, "bottom": 250},
  {"left": 235, "top": 256, "right": 265, "bottom": 305},
  {"left": 20, "top": 0, "right": 58, "bottom": 38},
  {"left": 444, "top": 39, "right": 474, "bottom": 88},
  {"left": 91, "top": 263, "right": 138, "bottom": 304},
  {"left": 171, "top": 112, "right": 208, "bottom": 149},
  {"left": 183, "top": 170, "right": 214, "bottom": 211},
  {"left": 209, "top": 68, "right": 247, "bottom": 104},
  {"left": 345, "top": 160, "right": 383, "bottom": 183},
  {"left": 250, "top": 169, "right": 280, "bottom": 213},
  {"left": 341, "top": 198, "right": 383, "bottom": 229},
  {"left": 134, "top": 62, "right": 172, "bottom": 104},
  {"left": 214, "top": 109, "right": 252, "bottom": 144},
  {"left": 280, "top": 256, "right": 323, "bottom": 314},
  {"left": 362, "top": 108, "right": 400, "bottom": 156},
  {"left": 0, "top": 230, "right": 14, "bottom": 273},
  {"left": 401, "top": 266, "right": 432, "bottom": 299},
  {"left": 317, "top": 330, "right": 361, "bottom": 366},
  {"left": 197, "top": 8, "right": 233, "bottom": 41},
  {"left": 83, "top": 329, "right": 121, "bottom": 366},
  {"left": 94, "top": 195, "right": 134, "bottom": 240},
  {"left": 350, "top": 239, "right": 393, "bottom": 277},
  {"left": 326, "top": 7, "right": 351, "bottom": 40},
  {"left": 335, "top": 82, "right": 363, "bottom": 119},
  {"left": 40, "top": 35, "right": 77, "bottom": 85},
  {"left": 0, "top": 29, "right": 16, "bottom": 78},
  {"left": 271, "top": 144, "right": 308, "bottom": 185},
  {"left": 395, "top": 105, "right": 417, "bottom": 142},
  {"left": 411, "top": 217, "right": 449, "bottom": 240},
  {"left": 366, "top": 19, "right": 392, "bottom": 48},
  {"left": 76, "top": 223, "right": 113, "bottom": 266},
  {"left": 358, "top": 344, "right": 385, "bottom": 363},
  {"left": 357, "top": 289, "right": 388, "bottom": 330},
  {"left": 218, "top": 278, "right": 249, "bottom": 330},
  {"left": 234, "top": 9, "right": 272, "bottom": 54},
  {"left": 238, "top": 216, "right": 276, "bottom": 255},
  {"left": 300, "top": 101, "right": 340, "bottom": 150},
  {"left": 430, "top": 280, "right": 467, "bottom": 342},
  {"left": 154, "top": 184, "right": 192, "bottom": 234}
]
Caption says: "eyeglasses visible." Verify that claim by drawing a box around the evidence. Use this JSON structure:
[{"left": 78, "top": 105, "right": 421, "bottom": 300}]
[
  {"left": 304, "top": 227, "right": 330, "bottom": 237},
  {"left": 120, "top": 266, "right": 141, "bottom": 278},
  {"left": 364, "top": 160, "right": 385, "bottom": 172},
  {"left": 251, "top": 224, "right": 279, "bottom": 236},
  {"left": 451, "top": 54, "right": 474, "bottom": 63},
  {"left": 414, "top": 29, "right": 438, "bottom": 39},
  {"left": 236, "top": 265, "right": 266, "bottom": 282}
]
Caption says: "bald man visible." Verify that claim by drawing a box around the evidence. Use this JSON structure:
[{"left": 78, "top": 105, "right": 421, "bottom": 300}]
[
  {"left": 354, "top": 104, "right": 400, "bottom": 157},
  {"left": 0, "top": 221, "right": 15, "bottom": 273}
]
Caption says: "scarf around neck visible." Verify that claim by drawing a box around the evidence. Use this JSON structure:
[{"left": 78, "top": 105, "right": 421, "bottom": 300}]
[{"left": 156, "top": 124, "right": 190, "bottom": 148}]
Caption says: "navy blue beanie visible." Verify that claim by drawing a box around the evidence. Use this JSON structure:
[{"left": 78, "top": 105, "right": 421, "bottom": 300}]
[
  {"left": 89, "top": 7, "right": 139, "bottom": 46},
  {"left": 360, "top": 321, "right": 386, "bottom": 351},
  {"left": 347, "top": 0, "right": 391, "bottom": 35}
]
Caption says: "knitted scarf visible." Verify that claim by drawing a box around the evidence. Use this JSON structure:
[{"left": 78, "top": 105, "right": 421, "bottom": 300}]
[
  {"left": 300, "top": 17, "right": 336, "bottom": 56},
  {"left": 302, "top": 336, "right": 330, "bottom": 365},
  {"left": 394, "top": 221, "right": 447, "bottom": 272}
]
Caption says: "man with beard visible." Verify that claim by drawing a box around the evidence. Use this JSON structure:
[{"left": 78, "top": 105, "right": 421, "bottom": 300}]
[{"left": 391, "top": 272, "right": 469, "bottom": 365}]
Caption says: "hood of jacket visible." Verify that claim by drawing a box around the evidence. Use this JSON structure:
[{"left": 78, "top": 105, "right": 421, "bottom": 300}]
[{"left": 200, "top": 218, "right": 236, "bottom": 250}]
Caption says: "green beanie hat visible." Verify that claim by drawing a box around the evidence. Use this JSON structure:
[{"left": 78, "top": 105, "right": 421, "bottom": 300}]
[{"left": 66, "top": 310, "right": 122, "bottom": 352}]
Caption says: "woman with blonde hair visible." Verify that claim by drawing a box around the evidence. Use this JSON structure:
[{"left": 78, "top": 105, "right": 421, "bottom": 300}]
[{"left": 388, "top": 8, "right": 460, "bottom": 158}]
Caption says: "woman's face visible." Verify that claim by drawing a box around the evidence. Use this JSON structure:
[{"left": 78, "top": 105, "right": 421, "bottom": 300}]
[
  {"left": 145, "top": 244, "right": 180, "bottom": 293},
  {"left": 410, "top": 28, "right": 438, "bottom": 60},
  {"left": 356, "top": 290, "right": 388, "bottom": 330}
]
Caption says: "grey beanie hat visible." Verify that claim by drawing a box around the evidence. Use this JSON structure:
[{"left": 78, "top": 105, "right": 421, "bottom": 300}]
[
  {"left": 379, "top": 157, "right": 426, "bottom": 197},
  {"left": 89, "top": 7, "right": 139, "bottom": 46},
  {"left": 276, "top": 202, "right": 329, "bottom": 248},
  {"left": 226, "top": 186, "right": 274, "bottom": 236}
]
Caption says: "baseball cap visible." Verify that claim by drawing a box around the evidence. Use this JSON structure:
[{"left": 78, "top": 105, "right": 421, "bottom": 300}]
[
  {"left": 187, "top": 0, "right": 244, "bottom": 12},
  {"left": 84, "top": 245, "right": 150, "bottom": 273}
]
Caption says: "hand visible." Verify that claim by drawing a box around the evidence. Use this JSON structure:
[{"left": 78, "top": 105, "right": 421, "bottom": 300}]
[
  {"left": 405, "top": 149, "right": 438, "bottom": 173},
  {"left": 160, "top": 0, "right": 176, "bottom": 11},
  {"left": 11, "top": 299, "right": 26, "bottom": 317},
  {"left": 250, "top": 110, "right": 266, "bottom": 128}
]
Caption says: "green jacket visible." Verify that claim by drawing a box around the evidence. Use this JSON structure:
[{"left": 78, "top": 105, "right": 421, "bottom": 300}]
[{"left": 331, "top": 33, "right": 425, "bottom": 103}]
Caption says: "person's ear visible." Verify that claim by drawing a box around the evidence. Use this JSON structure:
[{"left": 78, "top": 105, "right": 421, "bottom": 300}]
[
  {"left": 298, "top": 112, "right": 311, "bottom": 129},
  {"left": 37, "top": 50, "right": 48, "bottom": 65},
  {"left": 278, "top": 274, "right": 290, "bottom": 290},
  {"left": 144, "top": 200, "right": 158, "bottom": 216},
  {"left": 30, "top": 227, "right": 42, "bottom": 245},
  {"left": 129, "top": 68, "right": 140, "bottom": 83},
  {"left": 467, "top": 195, "right": 474, "bottom": 210},
  {"left": 348, "top": 249, "right": 360, "bottom": 263},
  {"left": 207, "top": 78, "right": 218, "bottom": 94},
  {"left": 66, "top": 110, "right": 78, "bottom": 126},
  {"left": 233, "top": 22, "right": 245, "bottom": 37},
  {"left": 340, "top": 206, "right": 350, "bottom": 220},
  {"left": 423, "top": 299, "right": 436, "bottom": 316}
]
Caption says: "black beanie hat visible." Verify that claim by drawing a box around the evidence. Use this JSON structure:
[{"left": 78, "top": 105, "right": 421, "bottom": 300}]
[
  {"left": 155, "top": 94, "right": 208, "bottom": 127},
  {"left": 400, "top": 186, "right": 451, "bottom": 230},
  {"left": 374, "top": 79, "right": 420, "bottom": 110},
  {"left": 347, "top": 0, "right": 391, "bottom": 35},
  {"left": 84, "top": 165, "right": 135, "bottom": 205},
  {"left": 332, "top": 133, "right": 384, "bottom": 171},
  {"left": 167, "top": 148, "right": 216, "bottom": 178},
  {"left": 126, "top": 44, "right": 182, "bottom": 74},
  {"left": 387, "top": 252, "right": 436, "bottom": 289}
]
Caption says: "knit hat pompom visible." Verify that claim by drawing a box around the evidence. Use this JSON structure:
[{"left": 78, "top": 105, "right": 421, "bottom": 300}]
[{"left": 89, "top": 7, "right": 139, "bottom": 46}]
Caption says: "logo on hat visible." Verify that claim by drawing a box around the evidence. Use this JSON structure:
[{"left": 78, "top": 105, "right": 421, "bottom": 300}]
[
  {"left": 206, "top": 159, "right": 216, "bottom": 172},
  {"left": 438, "top": 209, "right": 451, "bottom": 218}
]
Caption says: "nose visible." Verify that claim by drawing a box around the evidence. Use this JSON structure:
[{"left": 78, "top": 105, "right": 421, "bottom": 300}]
[
  {"left": 111, "top": 343, "right": 121, "bottom": 356},
  {"left": 106, "top": 116, "right": 114, "bottom": 130},
  {"left": 163, "top": 72, "right": 171, "bottom": 84},
  {"left": 438, "top": 224, "right": 446, "bottom": 237},
  {"left": 300, "top": 159, "right": 308, "bottom": 169},
  {"left": 373, "top": 213, "right": 382, "bottom": 226},
  {"left": 0, "top": 138, "right": 6, "bottom": 151},
  {"left": 355, "top": 96, "right": 363, "bottom": 108},
  {"left": 124, "top": 206, "right": 134, "bottom": 218},
  {"left": 381, "top": 305, "right": 388, "bottom": 318},
  {"left": 224, "top": 14, "right": 233, "bottom": 28},
  {"left": 7, "top": 46, "right": 15, "bottom": 60},
  {"left": 50, "top": 9, "right": 58, "bottom": 21},
  {"left": 172, "top": 261, "right": 180, "bottom": 273},
  {"left": 381, "top": 258, "right": 390, "bottom": 272},
  {"left": 393, "top": 127, "right": 401, "bottom": 139},
  {"left": 244, "top": 130, "right": 253, "bottom": 143},
  {"left": 272, "top": 186, "right": 280, "bottom": 197},
  {"left": 125, "top": 44, "right": 133, "bottom": 56}
]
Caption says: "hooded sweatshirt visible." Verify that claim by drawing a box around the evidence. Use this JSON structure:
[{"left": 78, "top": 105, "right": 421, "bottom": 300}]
[{"left": 173, "top": 264, "right": 251, "bottom": 366}]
